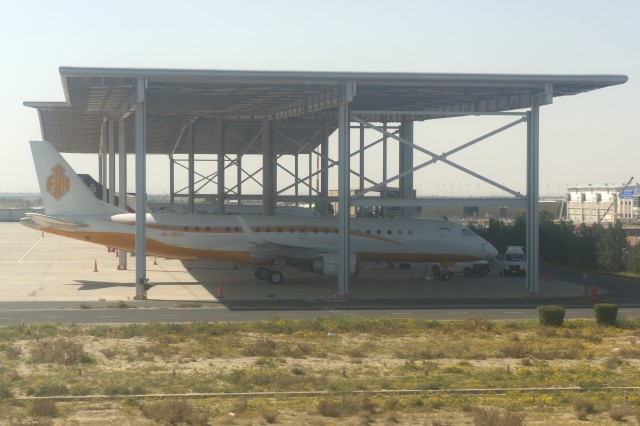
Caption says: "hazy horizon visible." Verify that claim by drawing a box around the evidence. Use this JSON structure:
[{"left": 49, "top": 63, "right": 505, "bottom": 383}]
[{"left": 2, "top": 1, "right": 638, "bottom": 196}]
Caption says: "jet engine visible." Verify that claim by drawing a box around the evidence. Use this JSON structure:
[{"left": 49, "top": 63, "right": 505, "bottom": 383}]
[{"left": 311, "top": 254, "right": 360, "bottom": 278}]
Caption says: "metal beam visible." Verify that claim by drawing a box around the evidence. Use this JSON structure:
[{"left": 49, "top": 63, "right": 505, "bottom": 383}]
[
  {"left": 108, "top": 120, "right": 116, "bottom": 205},
  {"left": 263, "top": 121, "right": 274, "bottom": 216},
  {"left": 338, "top": 82, "right": 355, "bottom": 298},
  {"left": 321, "top": 120, "right": 329, "bottom": 216},
  {"left": 399, "top": 121, "right": 414, "bottom": 218},
  {"left": 101, "top": 120, "right": 108, "bottom": 202},
  {"left": 526, "top": 84, "right": 553, "bottom": 295},
  {"left": 134, "top": 78, "right": 147, "bottom": 300},
  {"left": 118, "top": 119, "right": 127, "bottom": 270},
  {"left": 351, "top": 116, "right": 525, "bottom": 199},
  {"left": 350, "top": 197, "right": 528, "bottom": 208},
  {"left": 217, "top": 120, "right": 225, "bottom": 214},
  {"left": 188, "top": 122, "right": 195, "bottom": 213}
]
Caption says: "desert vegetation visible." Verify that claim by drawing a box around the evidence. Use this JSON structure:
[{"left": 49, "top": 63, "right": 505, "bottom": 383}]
[{"left": 0, "top": 316, "right": 640, "bottom": 424}]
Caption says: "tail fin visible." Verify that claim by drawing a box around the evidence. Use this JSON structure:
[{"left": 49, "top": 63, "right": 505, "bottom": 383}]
[{"left": 30, "top": 141, "right": 124, "bottom": 217}]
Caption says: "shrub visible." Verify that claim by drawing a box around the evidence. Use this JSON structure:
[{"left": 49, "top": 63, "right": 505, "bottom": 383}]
[
  {"left": 29, "top": 338, "right": 91, "bottom": 365},
  {"left": 609, "top": 404, "right": 627, "bottom": 421},
  {"left": 261, "top": 409, "right": 278, "bottom": 424},
  {"left": 142, "top": 399, "right": 195, "bottom": 425},
  {"left": 594, "top": 303, "right": 619, "bottom": 326},
  {"left": 573, "top": 397, "right": 595, "bottom": 420},
  {"left": 472, "top": 407, "right": 525, "bottom": 426},
  {"left": 317, "top": 398, "right": 341, "bottom": 418},
  {"left": 537, "top": 305, "right": 566, "bottom": 327},
  {"left": 32, "top": 400, "right": 57, "bottom": 417}
]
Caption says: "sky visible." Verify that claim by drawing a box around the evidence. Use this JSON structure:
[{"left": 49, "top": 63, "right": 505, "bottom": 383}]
[{"left": 0, "top": 0, "right": 638, "bottom": 197}]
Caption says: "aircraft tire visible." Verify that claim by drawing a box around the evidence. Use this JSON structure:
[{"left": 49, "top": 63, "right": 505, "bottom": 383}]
[
  {"left": 255, "top": 267, "right": 269, "bottom": 280},
  {"left": 431, "top": 264, "right": 441, "bottom": 277},
  {"left": 441, "top": 272, "right": 451, "bottom": 281},
  {"left": 268, "top": 270, "right": 284, "bottom": 284}
]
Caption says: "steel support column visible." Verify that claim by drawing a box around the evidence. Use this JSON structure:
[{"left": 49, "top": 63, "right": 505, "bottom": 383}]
[
  {"left": 526, "top": 85, "right": 553, "bottom": 295},
  {"left": 526, "top": 109, "right": 539, "bottom": 295},
  {"left": 118, "top": 119, "right": 127, "bottom": 270},
  {"left": 217, "top": 120, "right": 225, "bottom": 214},
  {"left": 169, "top": 155, "right": 174, "bottom": 204},
  {"left": 399, "top": 121, "right": 414, "bottom": 219},
  {"left": 101, "top": 121, "right": 108, "bottom": 202},
  {"left": 359, "top": 123, "right": 365, "bottom": 216},
  {"left": 338, "top": 82, "right": 355, "bottom": 298},
  {"left": 134, "top": 78, "right": 147, "bottom": 300},
  {"left": 188, "top": 123, "right": 195, "bottom": 213},
  {"left": 108, "top": 120, "right": 116, "bottom": 205},
  {"left": 236, "top": 154, "right": 242, "bottom": 205},
  {"left": 262, "top": 121, "right": 274, "bottom": 216},
  {"left": 382, "top": 122, "right": 388, "bottom": 218},
  {"left": 321, "top": 122, "right": 329, "bottom": 216},
  {"left": 308, "top": 152, "right": 313, "bottom": 200},
  {"left": 294, "top": 154, "right": 299, "bottom": 206}
]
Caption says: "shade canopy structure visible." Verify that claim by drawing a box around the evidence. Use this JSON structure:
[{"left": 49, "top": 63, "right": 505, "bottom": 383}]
[
  {"left": 25, "top": 67, "right": 627, "bottom": 155},
  {"left": 24, "top": 67, "right": 628, "bottom": 300}
]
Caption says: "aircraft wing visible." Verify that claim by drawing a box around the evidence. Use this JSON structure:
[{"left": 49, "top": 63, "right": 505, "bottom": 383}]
[{"left": 236, "top": 216, "right": 334, "bottom": 260}]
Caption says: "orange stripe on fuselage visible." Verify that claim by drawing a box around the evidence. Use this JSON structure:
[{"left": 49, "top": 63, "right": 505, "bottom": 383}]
[{"left": 39, "top": 227, "right": 472, "bottom": 264}]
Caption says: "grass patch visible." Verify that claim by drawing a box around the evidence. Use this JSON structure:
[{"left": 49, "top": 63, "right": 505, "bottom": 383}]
[{"left": 0, "top": 317, "right": 637, "bottom": 423}]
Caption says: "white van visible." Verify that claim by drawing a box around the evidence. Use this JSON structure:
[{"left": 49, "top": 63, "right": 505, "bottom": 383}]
[{"left": 498, "top": 246, "right": 526, "bottom": 276}]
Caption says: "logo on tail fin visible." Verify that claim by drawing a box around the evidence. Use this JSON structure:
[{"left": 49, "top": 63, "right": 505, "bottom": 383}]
[{"left": 46, "top": 164, "right": 70, "bottom": 201}]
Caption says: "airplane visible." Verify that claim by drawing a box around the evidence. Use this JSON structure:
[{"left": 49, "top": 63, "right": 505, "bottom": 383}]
[{"left": 21, "top": 141, "right": 498, "bottom": 284}]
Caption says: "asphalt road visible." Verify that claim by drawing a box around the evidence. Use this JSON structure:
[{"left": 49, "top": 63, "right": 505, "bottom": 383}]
[{"left": 1, "top": 300, "right": 640, "bottom": 326}]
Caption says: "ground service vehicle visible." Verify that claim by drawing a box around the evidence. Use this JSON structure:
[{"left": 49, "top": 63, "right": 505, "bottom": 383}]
[{"left": 498, "top": 246, "right": 526, "bottom": 276}]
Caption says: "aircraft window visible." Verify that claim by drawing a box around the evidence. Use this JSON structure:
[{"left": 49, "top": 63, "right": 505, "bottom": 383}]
[
  {"left": 234, "top": 227, "right": 240, "bottom": 232},
  {"left": 173, "top": 226, "right": 178, "bottom": 231},
  {"left": 162, "top": 226, "right": 167, "bottom": 232},
  {"left": 289, "top": 228, "right": 294, "bottom": 233},
  {"left": 184, "top": 226, "right": 189, "bottom": 231},
  {"left": 387, "top": 230, "right": 392, "bottom": 235},
  {"left": 225, "top": 227, "right": 230, "bottom": 232},
  {"left": 301, "top": 228, "right": 306, "bottom": 233},
  {"left": 398, "top": 230, "right": 402, "bottom": 235},
  {"left": 366, "top": 230, "right": 371, "bottom": 234},
  {"left": 266, "top": 227, "right": 271, "bottom": 233},
  {"left": 277, "top": 228, "right": 283, "bottom": 233},
  {"left": 334, "top": 229, "right": 338, "bottom": 234},
  {"left": 313, "top": 229, "right": 318, "bottom": 234},
  {"left": 324, "top": 229, "right": 329, "bottom": 234},
  {"left": 195, "top": 226, "right": 200, "bottom": 232},
  {"left": 439, "top": 227, "right": 451, "bottom": 237},
  {"left": 377, "top": 230, "right": 381, "bottom": 235},
  {"left": 205, "top": 226, "right": 211, "bottom": 232},
  {"left": 408, "top": 230, "right": 413, "bottom": 236}
]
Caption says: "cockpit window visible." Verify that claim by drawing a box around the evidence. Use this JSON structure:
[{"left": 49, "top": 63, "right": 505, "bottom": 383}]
[{"left": 462, "top": 229, "right": 474, "bottom": 237}]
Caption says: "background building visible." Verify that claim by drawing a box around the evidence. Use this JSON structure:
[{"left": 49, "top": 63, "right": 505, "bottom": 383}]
[{"left": 566, "top": 183, "right": 639, "bottom": 224}]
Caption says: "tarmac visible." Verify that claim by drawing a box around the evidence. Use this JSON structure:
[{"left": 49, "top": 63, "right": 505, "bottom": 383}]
[{"left": 0, "top": 222, "right": 590, "bottom": 304}]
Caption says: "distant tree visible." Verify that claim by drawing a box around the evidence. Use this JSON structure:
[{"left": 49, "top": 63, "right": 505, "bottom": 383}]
[
  {"left": 574, "top": 223, "right": 598, "bottom": 268},
  {"left": 626, "top": 243, "right": 640, "bottom": 274},
  {"left": 312, "top": 202, "right": 334, "bottom": 216},
  {"left": 596, "top": 221, "right": 629, "bottom": 272}
]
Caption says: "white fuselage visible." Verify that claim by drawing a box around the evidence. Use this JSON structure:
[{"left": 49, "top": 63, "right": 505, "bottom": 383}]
[{"left": 33, "top": 212, "right": 497, "bottom": 265}]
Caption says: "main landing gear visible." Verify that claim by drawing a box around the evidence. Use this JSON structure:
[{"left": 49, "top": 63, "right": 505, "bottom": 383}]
[{"left": 254, "top": 267, "right": 284, "bottom": 284}]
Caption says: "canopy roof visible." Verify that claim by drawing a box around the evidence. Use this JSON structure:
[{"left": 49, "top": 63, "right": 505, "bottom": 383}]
[{"left": 24, "top": 67, "right": 627, "bottom": 155}]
